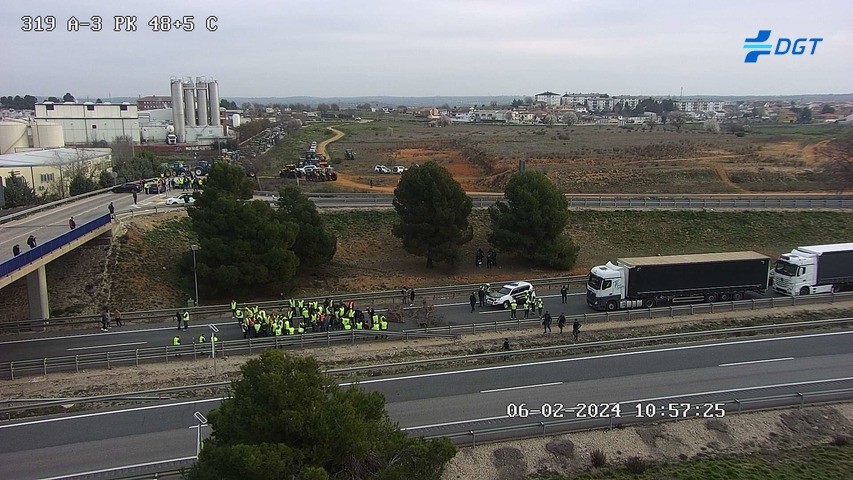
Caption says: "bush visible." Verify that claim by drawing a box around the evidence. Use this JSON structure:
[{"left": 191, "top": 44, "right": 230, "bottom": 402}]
[
  {"left": 830, "top": 435, "right": 852, "bottom": 446},
  {"left": 625, "top": 455, "right": 648, "bottom": 474},
  {"left": 590, "top": 448, "right": 607, "bottom": 468}
]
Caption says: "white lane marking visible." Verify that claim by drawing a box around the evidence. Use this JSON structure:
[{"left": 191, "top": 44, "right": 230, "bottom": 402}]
[
  {"left": 39, "top": 456, "right": 199, "bottom": 480},
  {"left": 433, "top": 302, "right": 468, "bottom": 307},
  {"left": 719, "top": 357, "right": 794, "bottom": 367},
  {"left": 0, "top": 322, "right": 236, "bottom": 345},
  {"left": 67, "top": 342, "right": 147, "bottom": 351},
  {"left": 400, "top": 375, "right": 853, "bottom": 431},
  {"left": 400, "top": 415, "right": 508, "bottom": 431},
  {"left": 0, "top": 397, "right": 226, "bottom": 430},
  {"left": 340, "top": 330, "right": 853, "bottom": 386},
  {"left": 480, "top": 382, "right": 563, "bottom": 394}
]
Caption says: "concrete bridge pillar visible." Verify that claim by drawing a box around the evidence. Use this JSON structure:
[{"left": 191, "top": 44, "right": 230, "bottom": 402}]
[{"left": 26, "top": 265, "right": 49, "bottom": 320}]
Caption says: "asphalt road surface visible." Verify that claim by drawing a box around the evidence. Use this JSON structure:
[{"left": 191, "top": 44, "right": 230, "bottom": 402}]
[
  {"left": 1, "top": 331, "right": 851, "bottom": 479},
  {"left": 0, "top": 287, "right": 783, "bottom": 365},
  {"left": 0, "top": 190, "right": 173, "bottom": 263}
]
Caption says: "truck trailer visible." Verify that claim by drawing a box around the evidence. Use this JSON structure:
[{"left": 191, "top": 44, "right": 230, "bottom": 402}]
[
  {"left": 587, "top": 251, "right": 771, "bottom": 311},
  {"left": 772, "top": 243, "right": 853, "bottom": 296}
]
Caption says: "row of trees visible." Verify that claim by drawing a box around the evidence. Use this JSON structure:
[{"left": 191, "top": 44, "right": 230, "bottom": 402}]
[
  {"left": 0, "top": 93, "right": 76, "bottom": 110},
  {"left": 185, "top": 163, "right": 337, "bottom": 296},
  {"left": 392, "top": 162, "right": 579, "bottom": 270}
]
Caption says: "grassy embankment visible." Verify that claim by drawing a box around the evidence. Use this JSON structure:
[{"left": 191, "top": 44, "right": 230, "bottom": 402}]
[{"left": 535, "top": 441, "right": 853, "bottom": 480}]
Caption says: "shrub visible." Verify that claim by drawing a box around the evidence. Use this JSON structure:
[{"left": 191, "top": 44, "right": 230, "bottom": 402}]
[
  {"left": 590, "top": 448, "right": 607, "bottom": 468},
  {"left": 625, "top": 455, "right": 648, "bottom": 474}
]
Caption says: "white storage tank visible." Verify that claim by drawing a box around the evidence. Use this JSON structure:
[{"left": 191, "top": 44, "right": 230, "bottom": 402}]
[
  {"left": 0, "top": 119, "right": 29, "bottom": 154},
  {"left": 231, "top": 113, "right": 241, "bottom": 128},
  {"left": 31, "top": 122, "right": 65, "bottom": 148}
]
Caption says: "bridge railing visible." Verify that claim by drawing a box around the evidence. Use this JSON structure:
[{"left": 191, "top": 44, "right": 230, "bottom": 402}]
[{"left": 0, "top": 213, "right": 112, "bottom": 278}]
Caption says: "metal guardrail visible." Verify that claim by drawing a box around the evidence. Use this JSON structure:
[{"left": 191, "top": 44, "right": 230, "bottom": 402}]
[
  {"left": 0, "top": 275, "right": 581, "bottom": 333},
  {"left": 0, "top": 329, "right": 457, "bottom": 380},
  {"left": 419, "top": 381, "right": 853, "bottom": 446},
  {"left": 73, "top": 379, "right": 853, "bottom": 479},
  {"left": 413, "top": 291, "right": 853, "bottom": 336},
  {"left": 329, "top": 316, "right": 853, "bottom": 375},
  {"left": 0, "top": 214, "right": 112, "bottom": 278}
]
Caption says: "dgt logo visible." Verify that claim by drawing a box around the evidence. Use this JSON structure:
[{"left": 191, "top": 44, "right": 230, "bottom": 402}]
[{"left": 743, "top": 30, "right": 823, "bottom": 63}]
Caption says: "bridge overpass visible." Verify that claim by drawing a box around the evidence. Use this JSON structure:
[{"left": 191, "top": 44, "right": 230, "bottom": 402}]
[{"left": 0, "top": 214, "right": 114, "bottom": 320}]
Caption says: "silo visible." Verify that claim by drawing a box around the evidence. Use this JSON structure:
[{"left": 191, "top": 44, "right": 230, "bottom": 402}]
[
  {"left": 0, "top": 119, "right": 29, "bottom": 154},
  {"left": 196, "top": 77, "right": 209, "bottom": 126},
  {"left": 231, "top": 113, "right": 241, "bottom": 128},
  {"left": 31, "top": 122, "right": 65, "bottom": 148},
  {"left": 170, "top": 78, "right": 186, "bottom": 143},
  {"left": 208, "top": 80, "right": 221, "bottom": 126},
  {"left": 183, "top": 78, "right": 196, "bottom": 127}
]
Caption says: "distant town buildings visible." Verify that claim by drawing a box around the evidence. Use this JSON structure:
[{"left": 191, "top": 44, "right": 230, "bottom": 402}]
[{"left": 137, "top": 95, "right": 172, "bottom": 111}]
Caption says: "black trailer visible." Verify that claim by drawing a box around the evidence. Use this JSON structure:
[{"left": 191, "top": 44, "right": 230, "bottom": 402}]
[
  {"left": 810, "top": 247, "right": 853, "bottom": 285},
  {"left": 621, "top": 251, "right": 770, "bottom": 305}
]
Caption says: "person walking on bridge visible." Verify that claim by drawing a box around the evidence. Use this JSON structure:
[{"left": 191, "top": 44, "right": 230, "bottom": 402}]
[{"left": 69, "top": 217, "right": 76, "bottom": 230}]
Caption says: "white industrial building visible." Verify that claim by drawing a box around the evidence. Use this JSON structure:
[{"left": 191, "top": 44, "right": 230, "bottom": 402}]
[
  {"left": 0, "top": 147, "right": 112, "bottom": 196},
  {"left": 34, "top": 102, "right": 140, "bottom": 145}
]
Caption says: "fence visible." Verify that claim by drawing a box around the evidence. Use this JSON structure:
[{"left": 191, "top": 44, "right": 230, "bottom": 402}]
[
  {"left": 0, "top": 214, "right": 112, "bottom": 278},
  {"left": 0, "top": 329, "right": 458, "bottom": 380},
  {"left": 0, "top": 275, "right": 582, "bottom": 333},
  {"left": 417, "top": 380, "right": 853, "bottom": 446}
]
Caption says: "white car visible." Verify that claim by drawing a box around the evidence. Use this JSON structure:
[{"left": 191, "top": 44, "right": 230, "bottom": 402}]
[
  {"left": 485, "top": 281, "right": 535, "bottom": 309},
  {"left": 374, "top": 165, "right": 391, "bottom": 174},
  {"left": 165, "top": 193, "right": 195, "bottom": 205},
  {"left": 391, "top": 166, "right": 407, "bottom": 174}
]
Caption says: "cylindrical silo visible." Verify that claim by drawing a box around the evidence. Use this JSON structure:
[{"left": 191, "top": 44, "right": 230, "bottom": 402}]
[
  {"left": 31, "top": 122, "right": 65, "bottom": 148},
  {"left": 0, "top": 119, "right": 29, "bottom": 154},
  {"left": 231, "top": 114, "right": 241, "bottom": 128},
  {"left": 183, "top": 78, "right": 196, "bottom": 127},
  {"left": 196, "top": 78, "right": 209, "bottom": 127},
  {"left": 208, "top": 80, "right": 221, "bottom": 126},
  {"left": 170, "top": 78, "right": 186, "bottom": 143}
]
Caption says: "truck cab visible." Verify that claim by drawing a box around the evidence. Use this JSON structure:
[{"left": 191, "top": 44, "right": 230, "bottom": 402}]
[
  {"left": 586, "top": 262, "right": 627, "bottom": 311},
  {"left": 771, "top": 254, "right": 814, "bottom": 296}
]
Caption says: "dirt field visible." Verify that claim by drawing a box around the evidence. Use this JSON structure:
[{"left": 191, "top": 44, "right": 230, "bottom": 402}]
[{"left": 322, "top": 120, "right": 847, "bottom": 194}]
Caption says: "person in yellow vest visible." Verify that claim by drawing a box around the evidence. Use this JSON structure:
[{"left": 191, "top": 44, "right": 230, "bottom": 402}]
[
  {"left": 181, "top": 310, "right": 190, "bottom": 330},
  {"left": 230, "top": 300, "right": 237, "bottom": 316},
  {"left": 342, "top": 318, "right": 352, "bottom": 330},
  {"left": 234, "top": 308, "right": 244, "bottom": 325},
  {"left": 172, "top": 335, "right": 182, "bottom": 357},
  {"left": 379, "top": 315, "right": 388, "bottom": 330},
  {"left": 197, "top": 333, "right": 206, "bottom": 344}
]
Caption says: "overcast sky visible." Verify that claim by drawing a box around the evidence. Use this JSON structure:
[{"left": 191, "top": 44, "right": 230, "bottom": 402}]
[{"left": 4, "top": 0, "right": 851, "bottom": 99}]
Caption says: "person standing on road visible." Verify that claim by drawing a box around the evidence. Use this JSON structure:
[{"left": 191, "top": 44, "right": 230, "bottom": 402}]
[
  {"left": 478, "top": 286, "right": 486, "bottom": 307},
  {"left": 12, "top": 244, "right": 21, "bottom": 256},
  {"left": 401, "top": 287, "right": 408, "bottom": 305},
  {"left": 27, "top": 235, "right": 37, "bottom": 249},
  {"left": 560, "top": 285, "right": 568, "bottom": 303},
  {"left": 572, "top": 319, "right": 581, "bottom": 342},
  {"left": 536, "top": 297, "right": 544, "bottom": 317},
  {"left": 409, "top": 288, "right": 415, "bottom": 306},
  {"left": 558, "top": 313, "right": 566, "bottom": 334},
  {"left": 175, "top": 310, "right": 182, "bottom": 330},
  {"left": 172, "top": 335, "right": 182, "bottom": 357},
  {"left": 542, "top": 311, "right": 552, "bottom": 334},
  {"left": 112, "top": 308, "right": 123, "bottom": 327},
  {"left": 469, "top": 291, "right": 477, "bottom": 313},
  {"left": 182, "top": 310, "right": 190, "bottom": 330},
  {"left": 108, "top": 202, "right": 115, "bottom": 215},
  {"left": 68, "top": 217, "right": 76, "bottom": 230},
  {"left": 509, "top": 299, "right": 518, "bottom": 319},
  {"left": 132, "top": 190, "right": 138, "bottom": 204}
]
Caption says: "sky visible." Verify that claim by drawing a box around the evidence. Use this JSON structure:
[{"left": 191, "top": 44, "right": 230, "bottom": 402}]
[{"left": 3, "top": 0, "right": 852, "bottom": 99}]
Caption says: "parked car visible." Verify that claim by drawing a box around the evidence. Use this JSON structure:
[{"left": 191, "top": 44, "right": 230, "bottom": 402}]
[
  {"left": 391, "top": 166, "right": 407, "bottom": 174},
  {"left": 485, "top": 281, "right": 535, "bottom": 309},
  {"left": 112, "top": 182, "right": 141, "bottom": 193},
  {"left": 165, "top": 193, "right": 195, "bottom": 205},
  {"left": 374, "top": 165, "right": 391, "bottom": 174},
  {"left": 146, "top": 182, "right": 167, "bottom": 194}
]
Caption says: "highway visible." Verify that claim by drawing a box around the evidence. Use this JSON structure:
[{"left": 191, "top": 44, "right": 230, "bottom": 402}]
[
  {"left": 0, "top": 331, "right": 851, "bottom": 479},
  {"left": 3, "top": 191, "right": 852, "bottom": 264},
  {"left": 0, "top": 288, "right": 779, "bottom": 365}
]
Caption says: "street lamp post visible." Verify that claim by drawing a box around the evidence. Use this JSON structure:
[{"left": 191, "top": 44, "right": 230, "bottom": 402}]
[{"left": 191, "top": 244, "right": 200, "bottom": 306}]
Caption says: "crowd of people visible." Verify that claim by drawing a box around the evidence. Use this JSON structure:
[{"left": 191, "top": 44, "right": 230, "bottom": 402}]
[{"left": 230, "top": 298, "right": 389, "bottom": 338}]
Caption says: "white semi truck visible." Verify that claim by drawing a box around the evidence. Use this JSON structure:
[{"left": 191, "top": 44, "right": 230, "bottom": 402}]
[{"left": 771, "top": 243, "right": 853, "bottom": 296}]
